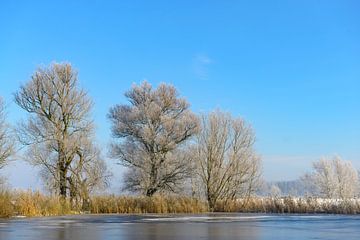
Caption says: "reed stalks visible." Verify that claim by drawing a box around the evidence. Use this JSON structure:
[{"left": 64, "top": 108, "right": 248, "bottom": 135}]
[{"left": 2, "top": 191, "right": 360, "bottom": 218}]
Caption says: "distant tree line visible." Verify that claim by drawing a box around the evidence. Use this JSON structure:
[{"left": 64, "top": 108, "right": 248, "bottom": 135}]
[
  {"left": 259, "top": 156, "right": 360, "bottom": 199},
  {"left": 301, "top": 156, "right": 359, "bottom": 199},
  {"left": 0, "top": 62, "right": 359, "bottom": 211}
]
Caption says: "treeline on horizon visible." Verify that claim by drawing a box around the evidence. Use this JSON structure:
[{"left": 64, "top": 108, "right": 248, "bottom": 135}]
[{"left": 1, "top": 62, "right": 360, "bottom": 217}]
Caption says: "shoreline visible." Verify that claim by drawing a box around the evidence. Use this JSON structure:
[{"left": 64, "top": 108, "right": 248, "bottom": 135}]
[{"left": 3, "top": 211, "right": 360, "bottom": 221}]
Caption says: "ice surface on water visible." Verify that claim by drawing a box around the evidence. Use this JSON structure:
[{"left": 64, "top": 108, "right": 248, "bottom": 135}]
[
  {"left": 1, "top": 214, "right": 360, "bottom": 240},
  {"left": 143, "top": 215, "right": 272, "bottom": 222}
]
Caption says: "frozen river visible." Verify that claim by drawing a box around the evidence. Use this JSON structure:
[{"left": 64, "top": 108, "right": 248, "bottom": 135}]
[{"left": 1, "top": 213, "right": 359, "bottom": 240}]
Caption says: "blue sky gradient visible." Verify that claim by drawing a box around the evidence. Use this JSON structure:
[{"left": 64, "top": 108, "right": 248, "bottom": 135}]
[{"left": 1, "top": 0, "right": 360, "bottom": 190}]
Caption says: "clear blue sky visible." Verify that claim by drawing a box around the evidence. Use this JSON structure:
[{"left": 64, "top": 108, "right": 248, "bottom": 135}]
[{"left": 1, "top": 1, "right": 360, "bottom": 190}]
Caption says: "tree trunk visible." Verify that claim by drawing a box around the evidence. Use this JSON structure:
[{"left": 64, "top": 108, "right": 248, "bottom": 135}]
[
  {"left": 146, "top": 188, "right": 157, "bottom": 197},
  {"left": 59, "top": 165, "right": 67, "bottom": 198},
  {"left": 146, "top": 163, "right": 158, "bottom": 197},
  {"left": 207, "top": 195, "right": 216, "bottom": 212},
  {"left": 81, "top": 183, "right": 90, "bottom": 212}
]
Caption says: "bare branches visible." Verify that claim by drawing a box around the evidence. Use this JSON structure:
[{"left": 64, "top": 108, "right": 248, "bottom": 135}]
[
  {"left": 0, "top": 98, "right": 14, "bottom": 169},
  {"left": 109, "top": 81, "right": 199, "bottom": 196},
  {"left": 14, "top": 64, "right": 93, "bottom": 147},
  {"left": 14, "top": 63, "right": 106, "bottom": 200},
  {"left": 67, "top": 141, "right": 112, "bottom": 209},
  {"left": 302, "top": 156, "right": 359, "bottom": 199},
  {"left": 192, "top": 110, "right": 261, "bottom": 210}
]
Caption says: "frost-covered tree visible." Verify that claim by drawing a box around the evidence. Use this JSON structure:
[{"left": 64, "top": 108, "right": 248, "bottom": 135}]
[
  {"left": 192, "top": 110, "right": 261, "bottom": 210},
  {"left": 14, "top": 63, "right": 108, "bottom": 199},
  {"left": 0, "top": 97, "right": 14, "bottom": 169},
  {"left": 302, "top": 156, "right": 359, "bottom": 199},
  {"left": 108, "top": 81, "right": 199, "bottom": 196}
]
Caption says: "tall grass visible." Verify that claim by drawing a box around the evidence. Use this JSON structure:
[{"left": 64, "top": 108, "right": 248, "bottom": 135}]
[
  {"left": 90, "top": 195, "right": 208, "bottom": 214},
  {"left": 215, "top": 197, "right": 360, "bottom": 214},
  {"left": 13, "top": 190, "right": 72, "bottom": 217},
  {"left": 2, "top": 191, "right": 360, "bottom": 218},
  {"left": 0, "top": 191, "right": 208, "bottom": 217},
  {"left": 0, "top": 190, "right": 72, "bottom": 218}
]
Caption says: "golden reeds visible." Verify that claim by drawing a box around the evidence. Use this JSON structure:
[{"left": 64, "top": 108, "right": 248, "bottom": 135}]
[{"left": 2, "top": 191, "right": 360, "bottom": 218}]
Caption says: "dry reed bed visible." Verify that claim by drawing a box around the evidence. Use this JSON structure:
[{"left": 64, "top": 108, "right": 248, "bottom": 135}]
[
  {"left": 90, "top": 195, "right": 208, "bottom": 214},
  {"left": 0, "top": 190, "right": 72, "bottom": 217},
  {"left": 215, "top": 197, "right": 360, "bottom": 214},
  {"left": 2, "top": 190, "right": 360, "bottom": 218}
]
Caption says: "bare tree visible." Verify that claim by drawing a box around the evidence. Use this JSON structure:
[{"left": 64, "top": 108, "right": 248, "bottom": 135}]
[
  {"left": 14, "top": 63, "right": 106, "bottom": 199},
  {"left": 302, "top": 156, "right": 359, "bottom": 199},
  {"left": 67, "top": 142, "right": 111, "bottom": 209},
  {"left": 0, "top": 97, "right": 14, "bottom": 169},
  {"left": 192, "top": 111, "right": 261, "bottom": 210},
  {"left": 39, "top": 139, "right": 111, "bottom": 209},
  {"left": 108, "top": 81, "right": 199, "bottom": 196}
]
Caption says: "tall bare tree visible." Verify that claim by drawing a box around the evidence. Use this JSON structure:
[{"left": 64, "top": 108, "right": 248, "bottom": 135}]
[
  {"left": 192, "top": 111, "right": 261, "bottom": 210},
  {"left": 14, "top": 63, "right": 105, "bottom": 199},
  {"left": 108, "top": 81, "right": 199, "bottom": 196},
  {"left": 302, "top": 156, "right": 359, "bottom": 199},
  {"left": 0, "top": 97, "right": 14, "bottom": 169}
]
